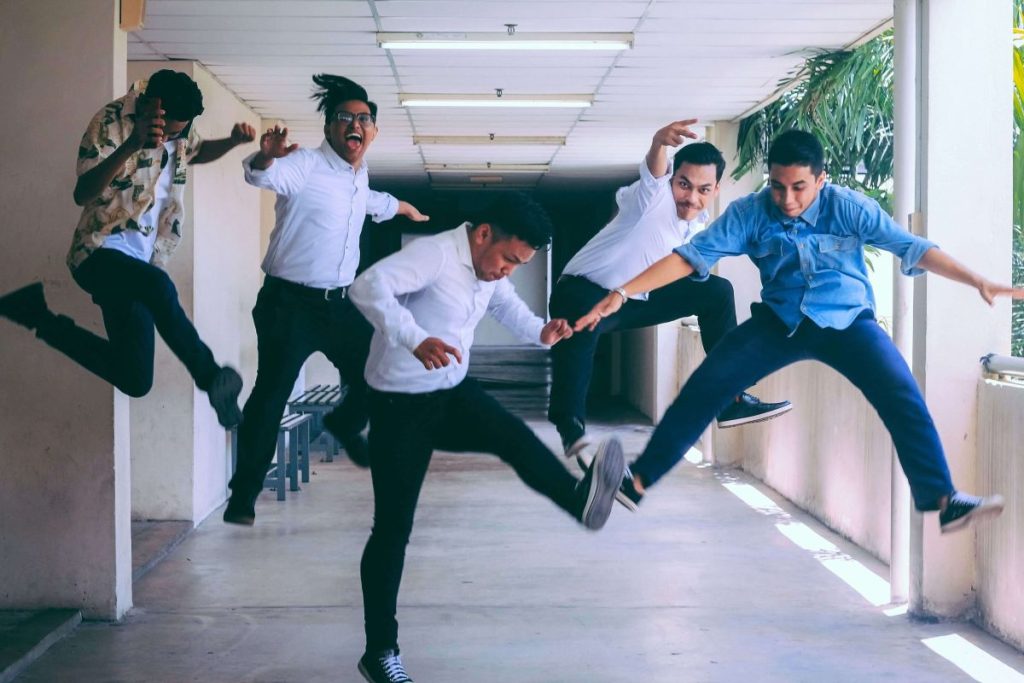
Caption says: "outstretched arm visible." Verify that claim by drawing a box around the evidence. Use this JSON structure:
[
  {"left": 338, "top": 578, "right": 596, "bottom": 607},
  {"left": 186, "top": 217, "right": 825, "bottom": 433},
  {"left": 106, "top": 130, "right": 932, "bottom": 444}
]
[
  {"left": 574, "top": 252, "right": 695, "bottom": 332},
  {"left": 190, "top": 123, "right": 256, "bottom": 165},
  {"left": 646, "top": 119, "right": 699, "bottom": 177},
  {"left": 918, "top": 247, "right": 1024, "bottom": 305}
]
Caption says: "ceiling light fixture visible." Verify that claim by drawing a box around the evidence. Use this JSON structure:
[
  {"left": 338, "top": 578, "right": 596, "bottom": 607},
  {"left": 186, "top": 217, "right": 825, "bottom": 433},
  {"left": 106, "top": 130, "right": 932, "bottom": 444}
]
[
  {"left": 468, "top": 176, "right": 504, "bottom": 183},
  {"left": 425, "top": 163, "right": 549, "bottom": 173},
  {"left": 377, "top": 31, "right": 633, "bottom": 51},
  {"left": 401, "top": 93, "right": 591, "bottom": 109},
  {"left": 414, "top": 135, "right": 566, "bottom": 146}
]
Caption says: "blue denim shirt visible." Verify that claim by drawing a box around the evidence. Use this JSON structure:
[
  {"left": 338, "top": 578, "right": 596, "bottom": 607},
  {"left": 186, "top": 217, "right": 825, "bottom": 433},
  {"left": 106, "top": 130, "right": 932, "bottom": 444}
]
[{"left": 674, "top": 183, "right": 937, "bottom": 333}]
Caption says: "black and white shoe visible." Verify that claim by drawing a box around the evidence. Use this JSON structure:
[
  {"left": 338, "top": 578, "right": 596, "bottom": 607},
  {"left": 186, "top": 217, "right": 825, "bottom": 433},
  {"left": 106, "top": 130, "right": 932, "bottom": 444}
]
[
  {"left": 939, "top": 491, "right": 1005, "bottom": 534},
  {"left": 558, "top": 416, "right": 589, "bottom": 458},
  {"left": 207, "top": 366, "right": 243, "bottom": 428},
  {"left": 575, "top": 435, "right": 625, "bottom": 530},
  {"left": 576, "top": 449, "right": 642, "bottom": 512},
  {"left": 717, "top": 392, "right": 792, "bottom": 429},
  {"left": 358, "top": 649, "right": 413, "bottom": 683}
]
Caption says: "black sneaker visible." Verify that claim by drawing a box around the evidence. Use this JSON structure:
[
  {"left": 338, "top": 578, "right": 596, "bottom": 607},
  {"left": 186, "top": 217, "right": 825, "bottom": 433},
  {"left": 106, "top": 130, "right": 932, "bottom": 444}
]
[
  {"left": 558, "top": 416, "right": 589, "bottom": 458},
  {"left": 717, "top": 392, "right": 792, "bottom": 429},
  {"left": 207, "top": 366, "right": 243, "bottom": 428},
  {"left": 576, "top": 450, "right": 642, "bottom": 512},
  {"left": 358, "top": 649, "right": 413, "bottom": 683},
  {"left": 323, "top": 409, "right": 370, "bottom": 468},
  {"left": 223, "top": 492, "right": 256, "bottom": 526},
  {"left": 0, "top": 282, "right": 49, "bottom": 329},
  {"left": 575, "top": 434, "right": 625, "bottom": 530},
  {"left": 939, "top": 491, "right": 1005, "bottom": 534}
]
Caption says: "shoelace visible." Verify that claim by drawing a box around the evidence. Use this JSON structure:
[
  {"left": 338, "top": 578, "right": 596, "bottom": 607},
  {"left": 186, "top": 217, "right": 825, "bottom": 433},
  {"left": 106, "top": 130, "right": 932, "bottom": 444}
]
[
  {"left": 378, "top": 652, "right": 411, "bottom": 682},
  {"left": 949, "top": 492, "right": 982, "bottom": 507}
]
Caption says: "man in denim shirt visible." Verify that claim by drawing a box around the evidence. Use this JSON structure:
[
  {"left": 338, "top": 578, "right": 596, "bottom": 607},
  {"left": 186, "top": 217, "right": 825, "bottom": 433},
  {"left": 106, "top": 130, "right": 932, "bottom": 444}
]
[{"left": 577, "top": 130, "right": 1022, "bottom": 533}]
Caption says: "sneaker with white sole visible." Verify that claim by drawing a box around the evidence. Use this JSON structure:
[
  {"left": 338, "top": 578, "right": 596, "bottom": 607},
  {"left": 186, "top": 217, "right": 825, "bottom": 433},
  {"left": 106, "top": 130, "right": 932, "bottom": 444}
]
[
  {"left": 575, "top": 434, "right": 625, "bottom": 530},
  {"left": 358, "top": 649, "right": 413, "bottom": 683},
  {"left": 576, "top": 449, "right": 641, "bottom": 512},
  {"left": 939, "top": 491, "right": 1005, "bottom": 534},
  {"left": 717, "top": 392, "right": 792, "bottom": 429}
]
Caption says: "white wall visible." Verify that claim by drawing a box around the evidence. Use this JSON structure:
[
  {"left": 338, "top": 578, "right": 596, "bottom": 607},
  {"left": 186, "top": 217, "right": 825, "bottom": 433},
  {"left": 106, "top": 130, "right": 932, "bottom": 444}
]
[
  {"left": 126, "top": 61, "right": 261, "bottom": 524},
  {"left": 0, "top": 0, "right": 131, "bottom": 619},
  {"left": 976, "top": 379, "right": 1024, "bottom": 650}
]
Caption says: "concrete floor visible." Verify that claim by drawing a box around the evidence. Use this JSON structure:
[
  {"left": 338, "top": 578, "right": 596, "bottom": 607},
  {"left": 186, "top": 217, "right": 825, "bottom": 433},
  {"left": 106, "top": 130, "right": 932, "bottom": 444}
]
[{"left": 15, "top": 420, "right": 1024, "bottom": 682}]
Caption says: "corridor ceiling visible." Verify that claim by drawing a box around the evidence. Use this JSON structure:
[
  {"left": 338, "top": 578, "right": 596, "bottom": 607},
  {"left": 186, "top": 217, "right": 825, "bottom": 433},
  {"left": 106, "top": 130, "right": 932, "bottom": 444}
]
[{"left": 128, "top": 0, "right": 893, "bottom": 191}]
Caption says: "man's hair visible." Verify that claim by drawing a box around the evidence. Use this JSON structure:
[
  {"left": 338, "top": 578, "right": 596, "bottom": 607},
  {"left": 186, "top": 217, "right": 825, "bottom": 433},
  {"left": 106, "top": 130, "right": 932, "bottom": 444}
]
[
  {"left": 311, "top": 73, "right": 378, "bottom": 121},
  {"left": 472, "top": 192, "right": 553, "bottom": 250},
  {"left": 672, "top": 141, "right": 726, "bottom": 182},
  {"left": 767, "top": 130, "right": 825, "bottom": 176},
  {"left": 145, "top": 69, "right": 204, "bottom": 121}
]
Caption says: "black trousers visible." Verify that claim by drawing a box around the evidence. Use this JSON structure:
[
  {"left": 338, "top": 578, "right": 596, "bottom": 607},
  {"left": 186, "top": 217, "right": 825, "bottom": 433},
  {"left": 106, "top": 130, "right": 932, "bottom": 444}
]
[
  {"left": 360, "top": 378, "right": 580, "bottom": 652},
  {"left": 547, "top": 274, "right": 737, "bottom": 433},
  {"left": 37, "top": 248, "right": 219, "bottom": 397},
  {"left": 229, "top": 276, "right": 372, "bottom": 499}
]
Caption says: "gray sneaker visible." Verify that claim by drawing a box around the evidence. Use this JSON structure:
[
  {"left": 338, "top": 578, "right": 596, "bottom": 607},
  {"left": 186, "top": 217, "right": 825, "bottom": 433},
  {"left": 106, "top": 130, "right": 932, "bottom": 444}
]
[{"left": 576, "top": 434, "right": 625, "bottom": 530}]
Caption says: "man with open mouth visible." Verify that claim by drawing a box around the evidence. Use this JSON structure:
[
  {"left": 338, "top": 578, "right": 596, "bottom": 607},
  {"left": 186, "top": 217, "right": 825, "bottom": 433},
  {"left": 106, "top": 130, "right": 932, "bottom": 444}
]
[{"left": 224, "top": 74, "right": 429, "bottom": 526}]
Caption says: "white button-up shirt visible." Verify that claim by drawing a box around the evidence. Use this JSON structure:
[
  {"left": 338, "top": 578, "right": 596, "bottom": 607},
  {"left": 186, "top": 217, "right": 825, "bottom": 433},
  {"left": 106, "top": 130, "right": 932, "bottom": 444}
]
[
  {"left": 561, "top": 160, "right": 708, "bottom": 300},
  {"left": 350, "top": 224, "right": 546, "bottom": 394},
  {"left": 243, "top": 140, "right": 398, "bottom": 288}
]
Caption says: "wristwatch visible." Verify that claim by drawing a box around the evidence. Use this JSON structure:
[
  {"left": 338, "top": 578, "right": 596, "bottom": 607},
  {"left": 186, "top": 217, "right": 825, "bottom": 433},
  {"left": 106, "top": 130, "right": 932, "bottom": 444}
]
[{"left": 612, "top": 287, "right": 629, "bottom": 303}]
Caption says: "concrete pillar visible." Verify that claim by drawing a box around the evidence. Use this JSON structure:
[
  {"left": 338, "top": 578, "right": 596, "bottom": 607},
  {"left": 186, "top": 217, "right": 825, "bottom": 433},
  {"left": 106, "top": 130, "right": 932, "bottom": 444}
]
[
  {"left": 912, "top": 0, "right": 1012, "bottom": 616},
  {"left": 0, "top": 0, "right": 130, "bottom": 619},
  {"left": 125, "top": 62, "right": 261, "bottom": 524}
]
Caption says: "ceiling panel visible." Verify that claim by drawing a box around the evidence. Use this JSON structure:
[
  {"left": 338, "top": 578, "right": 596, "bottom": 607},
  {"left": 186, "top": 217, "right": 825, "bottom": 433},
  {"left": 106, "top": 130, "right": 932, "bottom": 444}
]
[{"left": 132, "top": 0, "right": 892, "bottom": 188}]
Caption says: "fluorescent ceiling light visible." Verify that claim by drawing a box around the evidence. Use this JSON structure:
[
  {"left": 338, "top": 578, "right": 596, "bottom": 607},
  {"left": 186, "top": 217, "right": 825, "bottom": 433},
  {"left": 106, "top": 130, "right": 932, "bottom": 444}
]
[
  {"left": 425, "top": 163, "right": 549, "bottom": 173},
  {"left": 378, "top": 32, "right": 633, "bottom": 51},
  {"left": 414, "top": 135, "right": 566, "bottom": 146},
  {"left": 401, "top": 94, "right": 591, "bottom": 109},
  {"left": 468, "top": 176, "right": 503, "bottom": 183}
]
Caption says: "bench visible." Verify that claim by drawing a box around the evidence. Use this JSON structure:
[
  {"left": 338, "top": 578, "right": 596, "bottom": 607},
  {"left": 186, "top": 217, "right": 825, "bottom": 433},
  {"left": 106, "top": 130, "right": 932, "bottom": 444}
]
[
  {"left": 288, "top": 384, "right": 346, "bottom": 462},
  {"left": 263, "top": 412, "right": 313, "bottom": 501}
]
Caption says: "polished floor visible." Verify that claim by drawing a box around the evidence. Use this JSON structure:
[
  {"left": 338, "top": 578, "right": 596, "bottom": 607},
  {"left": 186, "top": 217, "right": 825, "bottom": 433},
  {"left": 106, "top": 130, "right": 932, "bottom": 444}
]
[{"left": 15, "top": 350, "right": 1024, "bottom": 682}]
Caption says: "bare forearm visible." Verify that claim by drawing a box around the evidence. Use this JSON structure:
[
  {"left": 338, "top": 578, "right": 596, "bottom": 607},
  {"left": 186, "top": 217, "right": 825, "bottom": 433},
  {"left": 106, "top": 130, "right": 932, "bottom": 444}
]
[
  {"left": 190, "top": 137, "right": 239, "bottom": 165},
  {"left": 917, "top": 247, "right": 984, "bottom": 288},
  {"left": 621, "top": 252, "right": 695, "bottom": 296},
  {"left": 73, "top": 140, "right": 139, "bottom": 205}
]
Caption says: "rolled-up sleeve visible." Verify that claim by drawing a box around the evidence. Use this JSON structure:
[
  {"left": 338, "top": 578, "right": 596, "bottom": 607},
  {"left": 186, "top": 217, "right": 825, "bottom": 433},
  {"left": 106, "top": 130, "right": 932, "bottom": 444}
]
[
  {"left": 852, "top": 197, "right": 937, "bottom": 276},
  {"left": 366, "top": 190, "right": 399, "bottom": 223},
  {"left": 673, "top": 198, "right": 753, "bottom": 281}
]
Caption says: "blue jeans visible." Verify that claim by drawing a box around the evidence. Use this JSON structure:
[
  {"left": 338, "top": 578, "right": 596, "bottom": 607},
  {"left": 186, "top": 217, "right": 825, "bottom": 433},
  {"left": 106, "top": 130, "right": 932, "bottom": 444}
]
[{"left": 632, "top": 304, "right": 954, "bottom": 511}]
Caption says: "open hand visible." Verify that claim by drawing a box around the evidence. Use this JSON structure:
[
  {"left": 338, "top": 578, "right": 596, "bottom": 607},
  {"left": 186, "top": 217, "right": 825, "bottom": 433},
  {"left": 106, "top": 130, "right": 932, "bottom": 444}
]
[
  {"left": 413, "top": 337, "right": 462, "bottom": 370},
  {"left": 653, "top": 119, "right": 699, "bottom": 148},
  {"left": 573, "top": 292, "right": 624, "bottom": 332},
  {"left": 259, "top": 125, "right": 299, "bottom": 158},
  {"left": 978, "top": 279, "right": 1024, "bottom": 306},
  {"left": 400, "top": 201, "right": 430, "bottom": 222}
]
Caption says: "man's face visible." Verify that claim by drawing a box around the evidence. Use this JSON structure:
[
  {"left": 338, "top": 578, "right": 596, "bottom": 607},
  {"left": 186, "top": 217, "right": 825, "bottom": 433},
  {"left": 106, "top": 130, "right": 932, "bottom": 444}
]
[
  {"left": 768, "top": 163, "right": 825, "bottom": 218},
  {"left": 470, "top": 225, "right": 536, "bottom": 282},
  {"left": 325, "top": 99, "right": 377, "bottom": 167},
  {"left": 671, "top": 162, "right": 720, "bottom": 221},
  {"left": 162, "top": 120, "right": 189, "bottom": 142}
]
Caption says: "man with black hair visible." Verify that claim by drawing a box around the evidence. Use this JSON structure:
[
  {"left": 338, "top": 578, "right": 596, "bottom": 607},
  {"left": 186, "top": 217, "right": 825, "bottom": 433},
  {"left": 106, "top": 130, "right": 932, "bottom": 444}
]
[
  {"left": 225, "top": 74, "right": 429, "bottom": 526},
  {"left": 549, "top": 119, "right": 791, "bottom": 474},
  {"left": 348, "top": 193, "right": 625, "bottom": 683},
  {"left": 0, "top": 69, "right": 255, "bottom": 426},
  {"left": 578, "top": 129, "right": 1021, "bottom": 533}
]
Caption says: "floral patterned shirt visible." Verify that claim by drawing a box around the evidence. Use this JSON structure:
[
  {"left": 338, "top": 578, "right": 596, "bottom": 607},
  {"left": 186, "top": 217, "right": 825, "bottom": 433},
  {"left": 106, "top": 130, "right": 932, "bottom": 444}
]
[{"left": 66, "top": 79, "right": 203, "bottom": 271}]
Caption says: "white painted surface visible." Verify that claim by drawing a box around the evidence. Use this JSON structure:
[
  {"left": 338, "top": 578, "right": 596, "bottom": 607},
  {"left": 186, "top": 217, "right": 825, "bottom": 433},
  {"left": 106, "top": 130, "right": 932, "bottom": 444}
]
[
  {"left": 0, "top": 0, "right": 131, "bottom": 619},
  {"left": 126, "top": 62, "right": 261, "bottom": 524}
]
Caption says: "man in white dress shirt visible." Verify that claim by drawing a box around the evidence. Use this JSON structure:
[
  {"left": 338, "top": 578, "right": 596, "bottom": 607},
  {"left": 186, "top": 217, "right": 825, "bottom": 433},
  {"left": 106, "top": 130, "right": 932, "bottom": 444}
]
[
  {"left": 348, "top": 193, "right": 625, "bottom": 683},
  {"left": 549, "top": 120, "right": 792, "bottom": 466},
  {"left": 224, "top": 75, "right": 428, "bottom": 525}
]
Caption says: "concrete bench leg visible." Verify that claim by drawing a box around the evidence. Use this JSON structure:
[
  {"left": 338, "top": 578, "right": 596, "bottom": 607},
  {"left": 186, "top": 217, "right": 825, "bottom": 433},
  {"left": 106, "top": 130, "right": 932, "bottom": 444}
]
[{"left": 300, "top": 421, "right": 310, "bottom": 484}]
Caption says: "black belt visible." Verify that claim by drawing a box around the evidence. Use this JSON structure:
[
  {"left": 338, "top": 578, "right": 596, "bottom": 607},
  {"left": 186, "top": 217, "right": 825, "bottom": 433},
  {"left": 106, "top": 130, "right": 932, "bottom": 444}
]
[{"left": 265, "top": 275, "right": 348, "bottom": 301}]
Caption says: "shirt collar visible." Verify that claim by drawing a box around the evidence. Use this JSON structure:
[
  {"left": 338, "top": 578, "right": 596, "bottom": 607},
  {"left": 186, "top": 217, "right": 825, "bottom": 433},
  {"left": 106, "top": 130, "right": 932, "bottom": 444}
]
[
  {"left": 766, "top": 185, "right": 823, "bottom": 227},
  {"left": 319, "top": 139, "right": 367, "bottom": 177},
  {"left": 453, "top": 223, "right": 478, "bottom": 274}
]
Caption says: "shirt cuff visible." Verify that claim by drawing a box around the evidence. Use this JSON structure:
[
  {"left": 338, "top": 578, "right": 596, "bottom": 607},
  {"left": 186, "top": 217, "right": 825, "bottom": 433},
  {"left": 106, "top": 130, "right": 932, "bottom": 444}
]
[
  {"left": 242, "top": 151, "right": 271, "bottom": 183},
  {"left": 672, "top": 243, "right": 711, "bottom": 281},
  {"left": 397, "top": 325, "right": 430, "bottom": 353},
  {"left": 370, "top": 193, "right": 400, "bottom": 223},
  {"left": 899, "top": 238, "right": 939, "bottom": 277}
]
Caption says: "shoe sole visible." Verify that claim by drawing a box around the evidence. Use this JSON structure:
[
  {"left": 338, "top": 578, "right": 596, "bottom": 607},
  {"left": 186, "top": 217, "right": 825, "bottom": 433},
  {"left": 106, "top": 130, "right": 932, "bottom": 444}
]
[
  {"left": 563, "top": 435, "right": 590, "bottom": 459},
  {"left": 209, "top": 370, "right": 243, "bottom": 428},
  {"left": 223, "top": 512, "right": 255, "bottom": 526},
  {"left": 940, "top": 496, "right": 1006, "bottom": 534},
  {"left": 575, "top": 451, "right": 638, "bottom": 512},
  {"left": 357, "top": 661, "right": 373, "bottom": 682},
  {"left": 581, "top": 437, "right": 625, "bottom": 530},
  {"left": 717, "top": 402, "right": 793, "bottom": 429}
]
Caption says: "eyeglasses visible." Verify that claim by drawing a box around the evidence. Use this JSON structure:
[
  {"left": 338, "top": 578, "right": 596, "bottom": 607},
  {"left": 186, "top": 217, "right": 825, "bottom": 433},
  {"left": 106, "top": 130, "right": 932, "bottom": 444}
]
[{"left": 332, "top": 111, "right": 375, "bottom": 126}]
